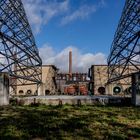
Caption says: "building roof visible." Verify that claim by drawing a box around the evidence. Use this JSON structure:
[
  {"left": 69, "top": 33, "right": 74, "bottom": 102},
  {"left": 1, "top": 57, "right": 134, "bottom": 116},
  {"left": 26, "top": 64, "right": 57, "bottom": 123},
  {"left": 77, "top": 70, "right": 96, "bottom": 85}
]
[
  {"left": 90, "top": 65, "right": 108, "bottom": 69},
  {"left": 42, "top": 65, "right": 59, "bottom": 70}
]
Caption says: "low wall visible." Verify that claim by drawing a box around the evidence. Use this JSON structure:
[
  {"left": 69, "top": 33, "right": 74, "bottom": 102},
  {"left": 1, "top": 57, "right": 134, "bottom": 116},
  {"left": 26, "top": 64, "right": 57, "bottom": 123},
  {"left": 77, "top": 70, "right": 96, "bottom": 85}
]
[{"left": 12, "top": 95, "right": 131, "bottom": 106}]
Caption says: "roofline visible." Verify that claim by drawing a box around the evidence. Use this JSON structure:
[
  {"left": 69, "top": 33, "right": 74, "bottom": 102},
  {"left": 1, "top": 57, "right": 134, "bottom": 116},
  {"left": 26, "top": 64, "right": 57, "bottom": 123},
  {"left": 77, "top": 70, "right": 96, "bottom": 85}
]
[
  {"left": 42, "top": 65, "right": 59, "bottom": 70},
  {"left": 90, "top": 64, "right": 140, "bottom": 69},
  {"left": 91, "top": 64, "right": 108, "bottom": 66},
  {"left": 90, "top": 64, "right": 108, "bottom": 69}
]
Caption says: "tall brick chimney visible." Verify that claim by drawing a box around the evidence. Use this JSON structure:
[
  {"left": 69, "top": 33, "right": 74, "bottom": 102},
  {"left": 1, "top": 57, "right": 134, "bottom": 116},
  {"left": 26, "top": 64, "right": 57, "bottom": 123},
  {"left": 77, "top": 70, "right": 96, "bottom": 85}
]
[{"left": 69, "top": 49, "right": 72, "bottom": 78}]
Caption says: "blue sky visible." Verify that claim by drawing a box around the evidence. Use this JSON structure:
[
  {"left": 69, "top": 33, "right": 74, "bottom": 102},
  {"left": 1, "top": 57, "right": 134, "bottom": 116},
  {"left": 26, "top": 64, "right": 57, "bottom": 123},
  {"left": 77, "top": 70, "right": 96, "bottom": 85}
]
[{"left": 22, "top": 0, "right": 125, "bottom": 72}]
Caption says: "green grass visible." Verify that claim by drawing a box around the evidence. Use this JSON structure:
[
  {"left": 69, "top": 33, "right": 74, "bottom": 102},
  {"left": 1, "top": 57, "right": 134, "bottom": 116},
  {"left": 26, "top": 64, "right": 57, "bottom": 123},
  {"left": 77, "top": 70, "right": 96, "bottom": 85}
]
[{"left": 0, "top": 105, "right": 140, "bottom": 140}]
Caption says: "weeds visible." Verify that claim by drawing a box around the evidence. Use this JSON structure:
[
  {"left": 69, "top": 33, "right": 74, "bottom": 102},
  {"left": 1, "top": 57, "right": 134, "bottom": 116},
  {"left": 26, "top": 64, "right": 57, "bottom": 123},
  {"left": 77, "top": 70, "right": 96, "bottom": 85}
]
[{"left": 0, "top": 105, "right": 140, "bottom": 139}]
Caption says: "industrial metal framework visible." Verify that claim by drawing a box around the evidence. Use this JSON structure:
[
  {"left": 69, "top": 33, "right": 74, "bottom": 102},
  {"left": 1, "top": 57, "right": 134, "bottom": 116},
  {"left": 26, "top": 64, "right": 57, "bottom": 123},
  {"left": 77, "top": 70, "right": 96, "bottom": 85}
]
[
  {"left": 57, "top": 73, "right": 88, "bottom": 83},
  {"left": 108, "top": 0, "right": 140, "bottom": 83},
  {"left": 0, "top": 0, "right": 42, "bottom": 87}
]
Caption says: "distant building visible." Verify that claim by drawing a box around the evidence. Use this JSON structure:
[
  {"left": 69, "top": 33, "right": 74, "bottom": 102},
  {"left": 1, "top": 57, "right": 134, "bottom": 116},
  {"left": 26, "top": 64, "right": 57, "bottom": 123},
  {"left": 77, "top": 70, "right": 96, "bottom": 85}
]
[
  {"left": 15, "top": 65, "right": 58, "bottom": 96},
  {"left": 14, "top": 64, "right": 135, "bottom": 96},
  {"left": 56, "top": 73, "right": 89, "bottom": 95},
  {"left": 88, "top": 65, "right": 132, "bottom": 95}
]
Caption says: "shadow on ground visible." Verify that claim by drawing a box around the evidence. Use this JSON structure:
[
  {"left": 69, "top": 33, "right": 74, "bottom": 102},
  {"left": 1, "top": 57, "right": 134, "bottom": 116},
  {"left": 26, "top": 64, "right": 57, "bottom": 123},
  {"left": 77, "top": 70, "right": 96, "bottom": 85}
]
[{"left": 0, "top": 105, "right": 140, "bottom": 140}]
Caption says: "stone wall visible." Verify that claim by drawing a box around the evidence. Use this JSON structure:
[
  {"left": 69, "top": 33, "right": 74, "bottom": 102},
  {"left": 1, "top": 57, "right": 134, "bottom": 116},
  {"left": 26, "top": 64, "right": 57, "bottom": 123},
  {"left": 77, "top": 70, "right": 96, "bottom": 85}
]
[
  {"left": 89, "top": 65, "right": 132, "bottom": 95},
  {"left": 15, "top": 65, "right": 58, "bottom": 96}
]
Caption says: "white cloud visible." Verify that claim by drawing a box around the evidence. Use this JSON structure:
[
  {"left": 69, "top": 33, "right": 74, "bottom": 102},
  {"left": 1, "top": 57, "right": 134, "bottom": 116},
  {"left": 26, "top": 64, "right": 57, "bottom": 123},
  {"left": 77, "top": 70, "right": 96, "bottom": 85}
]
[
  {"left": 39, "top": 44, "right": 107, "bottom": 73},
  {"left": 22, "top": 0, "right": 69, "bottom": 33},
  {"left": 61, "top": 5, "right": 96, "bottom": 25},
  {"left": 22, "top": 0, "right": 106, "bottom": 32},
  {"left": 61, "top": 0, "right": 106, "bottom": 25}
]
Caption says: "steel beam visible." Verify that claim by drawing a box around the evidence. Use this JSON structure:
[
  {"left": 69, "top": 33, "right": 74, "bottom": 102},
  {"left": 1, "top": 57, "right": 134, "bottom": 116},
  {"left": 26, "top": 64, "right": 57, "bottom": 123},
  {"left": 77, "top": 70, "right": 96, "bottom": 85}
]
[
  {"left": 108, "top": 0, "right": 140, "bottom": 83},
  {"left": 0, "top": 0, "right": 42, "bottom": 87}
]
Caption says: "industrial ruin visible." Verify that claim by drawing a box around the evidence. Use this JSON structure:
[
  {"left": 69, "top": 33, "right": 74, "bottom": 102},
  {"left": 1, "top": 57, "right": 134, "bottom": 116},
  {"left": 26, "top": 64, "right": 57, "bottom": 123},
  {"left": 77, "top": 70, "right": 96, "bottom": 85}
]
[
  {"left": 16, "top": 65, "right": 58, "bottom": 96},
  {"left": 0, "top": 0, "right": 140, "bottom": 106},
  {"left": 56, "top": 50, "right": 89, "bottom": 95}
]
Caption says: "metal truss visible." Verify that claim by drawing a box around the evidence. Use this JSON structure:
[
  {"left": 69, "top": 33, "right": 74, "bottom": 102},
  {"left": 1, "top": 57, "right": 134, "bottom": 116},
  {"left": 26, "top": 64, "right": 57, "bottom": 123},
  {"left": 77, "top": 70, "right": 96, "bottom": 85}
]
[
  {"left": 108, "top": 0, "right": 140, "bottom": 83},
  {"left": 0, "top": 0, "right": 42, "bottom": 87}
]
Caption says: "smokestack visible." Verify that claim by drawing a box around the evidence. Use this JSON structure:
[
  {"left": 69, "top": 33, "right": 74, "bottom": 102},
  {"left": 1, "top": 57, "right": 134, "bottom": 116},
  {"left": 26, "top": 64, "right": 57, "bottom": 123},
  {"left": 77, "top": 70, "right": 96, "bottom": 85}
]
[{"left": 69, "top": 49, "right": 72, "bottom": 78}]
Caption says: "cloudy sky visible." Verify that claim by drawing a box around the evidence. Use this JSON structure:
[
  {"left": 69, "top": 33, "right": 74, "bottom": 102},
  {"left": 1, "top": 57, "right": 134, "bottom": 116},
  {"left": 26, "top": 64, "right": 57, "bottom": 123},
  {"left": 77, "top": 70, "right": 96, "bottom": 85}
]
[{"left": 22, "top": 0, "right": 125, "bottom": 73}]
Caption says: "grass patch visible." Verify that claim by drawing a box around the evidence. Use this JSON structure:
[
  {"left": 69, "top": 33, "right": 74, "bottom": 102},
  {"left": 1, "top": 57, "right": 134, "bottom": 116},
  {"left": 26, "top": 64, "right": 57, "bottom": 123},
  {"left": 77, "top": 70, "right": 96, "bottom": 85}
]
[{"left": 0, "top": 105, "right": 140, "bottom": 140}]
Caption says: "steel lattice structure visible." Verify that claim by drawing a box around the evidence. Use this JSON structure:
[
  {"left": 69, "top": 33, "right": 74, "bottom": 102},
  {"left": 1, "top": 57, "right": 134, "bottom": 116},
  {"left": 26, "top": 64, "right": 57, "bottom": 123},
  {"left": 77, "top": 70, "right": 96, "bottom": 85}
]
[
  {"left": 108, "top": 0, "right": 140, "bottom": 83},
  {"left": 0, "top": 0, "right": 42, "bottom": 86}
]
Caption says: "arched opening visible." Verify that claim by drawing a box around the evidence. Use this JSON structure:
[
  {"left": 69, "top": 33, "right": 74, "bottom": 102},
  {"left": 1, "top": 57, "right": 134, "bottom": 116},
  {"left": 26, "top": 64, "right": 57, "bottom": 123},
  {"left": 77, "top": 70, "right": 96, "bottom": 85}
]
[
  {"left": 45, "top": 90, "right": 50, "bottom": 95},
  {"left": 113, "top": 86, "right": 121, "bottom": 94},
  {"left": 125, "top": 86, "right": 132, "bottom": 94},
  {"left": 128, "top": 86, "right": 132, "bottom": 94},
  {"left": 98, "top": 87, "right": 105, "bottom": 95},
  {"left": 19, "top": 90, "right": 24, "bottom": 94}
]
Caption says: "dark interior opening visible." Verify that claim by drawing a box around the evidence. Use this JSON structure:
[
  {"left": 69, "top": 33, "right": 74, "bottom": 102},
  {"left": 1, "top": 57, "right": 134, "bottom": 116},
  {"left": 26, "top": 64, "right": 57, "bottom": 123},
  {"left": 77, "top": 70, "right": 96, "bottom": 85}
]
[
  {"left": 45, "top": 90, "right": 50, "bottom": 95},
  {"left": 98, "top": 87, "right": 105, "bottom": 94},
  {"left": 113, "top": 86, "right": 121, "bottom": 94}
]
